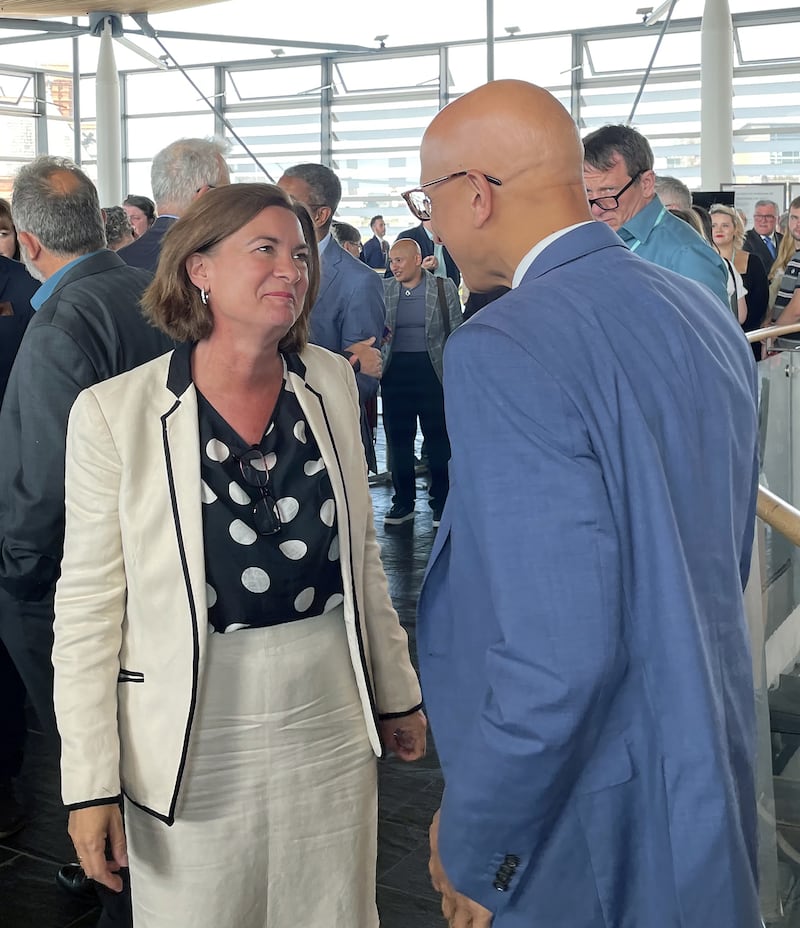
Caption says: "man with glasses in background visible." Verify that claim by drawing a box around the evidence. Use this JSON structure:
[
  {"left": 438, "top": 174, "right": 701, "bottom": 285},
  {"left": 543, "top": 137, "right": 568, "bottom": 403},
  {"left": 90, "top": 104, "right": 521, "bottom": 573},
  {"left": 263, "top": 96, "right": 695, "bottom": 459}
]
[
  {"left": 118, "top": 137, "right": 230, "bottom": 273},
  {"left": 583, "top": 124, "right": 729, "bottom": 308},
  {"left": 744, "top": 199, "right": 783, "bottom": 274}
]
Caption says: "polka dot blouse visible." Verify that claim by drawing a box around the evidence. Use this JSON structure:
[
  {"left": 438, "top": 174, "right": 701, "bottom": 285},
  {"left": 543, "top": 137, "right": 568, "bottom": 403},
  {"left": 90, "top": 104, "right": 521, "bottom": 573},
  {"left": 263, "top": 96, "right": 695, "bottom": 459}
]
[{"left": 197, "top": 362, "right": 344, "bottom": 634}]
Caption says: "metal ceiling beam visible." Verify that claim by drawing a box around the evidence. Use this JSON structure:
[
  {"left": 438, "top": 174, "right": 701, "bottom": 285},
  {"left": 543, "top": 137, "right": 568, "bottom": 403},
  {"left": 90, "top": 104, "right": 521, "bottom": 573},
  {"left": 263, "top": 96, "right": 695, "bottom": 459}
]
[
  {"left": 123, "top": 27, "right": 372, "bottom": 53},
  {"left": 0, "top": 17, "right": 87, "bottom": 33},
  {"left": 0, "top": 29, "right": 84, "bottom": 45}
]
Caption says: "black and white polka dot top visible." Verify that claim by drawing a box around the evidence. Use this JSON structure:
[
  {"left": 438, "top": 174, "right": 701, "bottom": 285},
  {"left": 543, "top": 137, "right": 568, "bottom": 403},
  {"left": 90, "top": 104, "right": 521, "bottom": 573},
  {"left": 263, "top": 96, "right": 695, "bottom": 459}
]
[{"left": 197, "top": 361, "right": 344, "bottom": 634}]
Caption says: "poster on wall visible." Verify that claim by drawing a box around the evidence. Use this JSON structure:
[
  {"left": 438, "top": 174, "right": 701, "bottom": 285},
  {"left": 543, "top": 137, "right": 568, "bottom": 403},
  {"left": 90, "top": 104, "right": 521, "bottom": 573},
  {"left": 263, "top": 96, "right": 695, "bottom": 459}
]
[{"left": 720, "top": 183, "right": 788, "bottom": 228}]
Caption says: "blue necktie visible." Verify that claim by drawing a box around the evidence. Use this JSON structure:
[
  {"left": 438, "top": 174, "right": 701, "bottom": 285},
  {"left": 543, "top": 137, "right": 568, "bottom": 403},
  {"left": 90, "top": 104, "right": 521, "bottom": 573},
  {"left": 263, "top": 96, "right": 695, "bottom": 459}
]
[{"left": 763, "top": 235, "right": 776, "bottom": 259}]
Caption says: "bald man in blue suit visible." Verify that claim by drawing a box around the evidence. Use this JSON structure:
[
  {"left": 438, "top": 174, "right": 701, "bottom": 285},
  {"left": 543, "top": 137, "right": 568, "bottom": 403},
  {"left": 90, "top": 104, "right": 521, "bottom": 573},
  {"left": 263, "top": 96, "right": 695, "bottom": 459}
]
[{"left": 415, "top": 81, "right": 760, "bottom": 927}]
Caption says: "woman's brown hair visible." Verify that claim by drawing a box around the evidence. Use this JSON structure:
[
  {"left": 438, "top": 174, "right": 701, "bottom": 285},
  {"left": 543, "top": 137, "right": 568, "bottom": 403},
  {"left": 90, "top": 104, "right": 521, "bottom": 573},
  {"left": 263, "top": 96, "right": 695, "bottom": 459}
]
[{"left": 142, "top": 183, "right": 320, "bottom": 353}]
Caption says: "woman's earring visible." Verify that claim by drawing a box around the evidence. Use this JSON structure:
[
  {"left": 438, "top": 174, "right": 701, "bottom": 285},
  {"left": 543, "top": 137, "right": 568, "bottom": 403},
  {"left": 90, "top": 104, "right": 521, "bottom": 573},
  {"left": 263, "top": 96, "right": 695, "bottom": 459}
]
[{"left": 200, "top": 288, "right": 209, "bottom": 306}]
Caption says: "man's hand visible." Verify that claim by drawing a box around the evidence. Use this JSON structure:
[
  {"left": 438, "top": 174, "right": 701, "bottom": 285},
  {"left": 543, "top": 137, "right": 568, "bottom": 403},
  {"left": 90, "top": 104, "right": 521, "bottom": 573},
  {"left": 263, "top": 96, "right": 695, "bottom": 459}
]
[
  {"left": 345, "top": 337, "right": 382, "bottom": 379},
  {"left": 422, "top": 255, "right": 439, "bottom": 272},
  {"left": 69, "top": 804, "right": 128, "bottom": 892},
  {"left": 430, "top": 809, "right": 493, "bottom": 927},
  {"left": 378, "top": 709, "right": 427, "bottom": 761}
]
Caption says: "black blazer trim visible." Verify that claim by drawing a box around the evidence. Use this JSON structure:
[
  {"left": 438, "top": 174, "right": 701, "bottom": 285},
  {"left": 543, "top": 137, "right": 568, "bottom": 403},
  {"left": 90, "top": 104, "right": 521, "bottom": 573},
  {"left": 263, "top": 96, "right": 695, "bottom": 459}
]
[
  {"left": 121, "top": 789, "right": 174, "bottom": 826},
  {"left": 65, "top": 795, "right": 121, "bottom": 812},
  {"left": 160, "top": 398, "right": 202, "bottom": 826},
  {"left": 378, "top": 702, "right": 424, "bottom": 720},
  {"left": 301, "top": 379, "right": 381, "bottom": 749}
]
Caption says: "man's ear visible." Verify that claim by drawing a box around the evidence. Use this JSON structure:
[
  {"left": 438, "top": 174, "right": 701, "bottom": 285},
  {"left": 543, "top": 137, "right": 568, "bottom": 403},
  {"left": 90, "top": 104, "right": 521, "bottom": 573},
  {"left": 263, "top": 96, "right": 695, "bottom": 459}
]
[
  {"left": 16, "top": 230, "right": 41, "bottom": 262},
  {"left": 640, "top": 169, "right": 657, "bottom": 198},
  {"left": 185, "top": 253, "right": 209, "bottom": 290},
  {"left": 465, "top": 172, "right": 494, "bottom": 228},
  {"left": 315, "top": 206, "right": 333, "bottom": 230}
]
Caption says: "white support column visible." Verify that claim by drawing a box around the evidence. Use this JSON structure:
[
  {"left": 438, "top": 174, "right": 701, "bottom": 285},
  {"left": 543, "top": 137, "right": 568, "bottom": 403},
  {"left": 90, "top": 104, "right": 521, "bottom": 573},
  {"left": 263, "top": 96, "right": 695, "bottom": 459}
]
[
  {"left": 700, "top": 0, "right": 734, "bottom": 189},
  {"left": 95, "top": 17, "right": 122, "bottom": 205}
]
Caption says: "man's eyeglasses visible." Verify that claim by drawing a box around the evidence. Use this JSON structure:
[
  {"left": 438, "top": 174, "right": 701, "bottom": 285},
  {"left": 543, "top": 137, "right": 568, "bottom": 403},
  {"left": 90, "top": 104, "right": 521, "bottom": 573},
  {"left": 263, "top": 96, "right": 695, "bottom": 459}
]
[
  {"left": 587, "top": 171, "right": 643, "bottom": 212},
  {"left": 753, "top": 213, "right": 776, "bottom": 221},
  {"left": 402, "top": 171, "right": 503, "bottom": 222},
  {"left": 237, "top": 449, "right": 282, "bottom": 536}
]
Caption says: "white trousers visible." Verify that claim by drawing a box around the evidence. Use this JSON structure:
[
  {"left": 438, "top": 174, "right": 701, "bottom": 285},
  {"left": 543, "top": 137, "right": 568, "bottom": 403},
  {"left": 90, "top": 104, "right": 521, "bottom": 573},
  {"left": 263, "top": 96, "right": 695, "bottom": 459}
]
[{"left": 125, "top": 607, "right": 379, "bottom": 928}]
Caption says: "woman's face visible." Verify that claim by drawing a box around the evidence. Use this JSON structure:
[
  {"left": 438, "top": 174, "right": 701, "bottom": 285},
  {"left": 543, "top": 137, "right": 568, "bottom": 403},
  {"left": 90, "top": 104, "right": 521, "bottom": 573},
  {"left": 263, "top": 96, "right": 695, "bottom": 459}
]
[
  {"left": 189, "top": 206, "right": 311, "bottom": 342},
  {"left": 124, "top": 205, "right": 150, "bottom": 238},
  {"left": 0, "top": 220, "right": 17, "bottom": 259},
  {"left": 711, "top": 214, "right": 735, "bottom": 249}
]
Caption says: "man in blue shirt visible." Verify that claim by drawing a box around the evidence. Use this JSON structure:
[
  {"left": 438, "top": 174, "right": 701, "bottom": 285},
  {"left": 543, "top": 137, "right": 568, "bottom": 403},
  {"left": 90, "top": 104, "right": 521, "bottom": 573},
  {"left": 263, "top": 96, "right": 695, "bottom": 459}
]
[{"left": 583, "top": 124, "right": 729, "bottom": 308}]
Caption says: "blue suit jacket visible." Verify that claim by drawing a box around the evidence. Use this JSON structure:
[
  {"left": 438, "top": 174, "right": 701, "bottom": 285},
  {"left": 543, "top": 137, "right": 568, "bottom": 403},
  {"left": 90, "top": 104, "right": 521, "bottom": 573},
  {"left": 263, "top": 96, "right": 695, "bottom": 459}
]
[
  {"left": 117, "top": 216, "right": 176, "bottom": 273},
  {"left": 310, "top": 238, "right": 385, "bottom": 468},
  {"left": 361, "top": 234, "right": 388, "bottom": 269},
  {"left": 418, "top": 222, "right": 759, "bottom": 926}
]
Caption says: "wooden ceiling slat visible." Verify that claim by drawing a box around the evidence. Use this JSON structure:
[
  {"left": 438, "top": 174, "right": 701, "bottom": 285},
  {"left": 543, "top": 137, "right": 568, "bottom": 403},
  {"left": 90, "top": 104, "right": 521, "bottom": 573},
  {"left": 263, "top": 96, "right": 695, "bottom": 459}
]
[{"left": 0, "top": 0, "right": 221, "bottom": 16}]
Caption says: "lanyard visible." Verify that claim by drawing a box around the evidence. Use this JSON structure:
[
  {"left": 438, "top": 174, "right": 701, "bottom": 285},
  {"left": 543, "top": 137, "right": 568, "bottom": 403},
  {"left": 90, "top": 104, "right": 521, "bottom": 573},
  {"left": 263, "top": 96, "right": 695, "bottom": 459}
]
[{"left": 627, "top": 206, "right": 667, "bottom": 253}]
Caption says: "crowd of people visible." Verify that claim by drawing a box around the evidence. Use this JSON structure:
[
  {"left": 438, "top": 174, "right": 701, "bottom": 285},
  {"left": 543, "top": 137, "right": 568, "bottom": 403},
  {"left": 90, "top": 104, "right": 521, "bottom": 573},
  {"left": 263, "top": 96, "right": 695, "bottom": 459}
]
[{"left": 0, "top": 76, "right": 797, "bottom": 927}]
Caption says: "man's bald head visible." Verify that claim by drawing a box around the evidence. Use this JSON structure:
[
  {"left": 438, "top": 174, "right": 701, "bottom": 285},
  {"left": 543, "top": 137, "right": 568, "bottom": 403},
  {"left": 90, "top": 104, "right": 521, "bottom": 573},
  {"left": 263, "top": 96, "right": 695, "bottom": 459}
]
[
  {"left": 389, "top": 237, "right": 423, "bottom": 287},
  {"left": 418, "top": 80, "right": 591, "bottom": 291},
  {"left": 390, "top": 239, "right": 421, "bottom": 261}
]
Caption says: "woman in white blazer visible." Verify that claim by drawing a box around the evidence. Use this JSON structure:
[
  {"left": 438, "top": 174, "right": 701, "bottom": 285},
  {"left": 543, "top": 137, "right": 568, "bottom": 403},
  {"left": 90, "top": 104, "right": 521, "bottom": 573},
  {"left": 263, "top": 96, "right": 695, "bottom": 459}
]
[{"left": 52, "top": 183, "right": 425, "bottom": 928}]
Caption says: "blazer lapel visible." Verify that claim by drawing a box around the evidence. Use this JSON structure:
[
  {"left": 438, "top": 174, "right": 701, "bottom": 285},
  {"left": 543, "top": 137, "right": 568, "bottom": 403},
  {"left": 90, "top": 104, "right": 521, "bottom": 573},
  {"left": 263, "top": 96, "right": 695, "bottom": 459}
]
[
  {"left": 424, "top": 272, "right": 438, "bottom": 331},
  {"left": 160, "top": 347, "right": 208, "bottom": 648},
  {"left": 316, "top": 241, "right": 341, "bottom": 305}
]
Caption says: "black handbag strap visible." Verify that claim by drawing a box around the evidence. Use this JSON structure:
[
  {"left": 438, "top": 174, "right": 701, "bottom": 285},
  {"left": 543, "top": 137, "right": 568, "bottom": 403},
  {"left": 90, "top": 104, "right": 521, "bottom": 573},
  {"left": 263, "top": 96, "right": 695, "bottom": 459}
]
[{"left": 436, "top": 277, "right": 451, "bottom": 339}]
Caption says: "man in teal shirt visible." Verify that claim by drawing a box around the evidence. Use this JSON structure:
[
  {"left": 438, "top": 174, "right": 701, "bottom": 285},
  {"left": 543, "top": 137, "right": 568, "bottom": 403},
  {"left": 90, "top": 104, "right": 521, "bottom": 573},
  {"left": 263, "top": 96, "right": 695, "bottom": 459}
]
[{"left": 583, "top": 125, "right": 729, "bottom": 308}]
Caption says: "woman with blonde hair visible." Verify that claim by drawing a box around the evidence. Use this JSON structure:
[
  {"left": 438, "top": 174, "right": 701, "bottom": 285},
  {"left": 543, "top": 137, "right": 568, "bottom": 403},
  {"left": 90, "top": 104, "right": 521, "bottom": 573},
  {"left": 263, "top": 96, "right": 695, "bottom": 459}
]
[
  {"left": 52, "top": 182, "right": 425, "bottom": 928},
  {"left": 710, "top": 203, "right": 769, "bottom": 360}
]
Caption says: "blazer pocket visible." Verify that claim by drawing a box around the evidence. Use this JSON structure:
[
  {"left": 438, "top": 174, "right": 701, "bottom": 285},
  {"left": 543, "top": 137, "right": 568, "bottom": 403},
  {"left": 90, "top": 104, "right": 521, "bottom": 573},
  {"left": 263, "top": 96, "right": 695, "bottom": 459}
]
[
  {"left": 117, "top": 669, "right": 145, "bottom": 684},
  {"left": 575, "top": 737, "right": 634, "bottom": 795}
]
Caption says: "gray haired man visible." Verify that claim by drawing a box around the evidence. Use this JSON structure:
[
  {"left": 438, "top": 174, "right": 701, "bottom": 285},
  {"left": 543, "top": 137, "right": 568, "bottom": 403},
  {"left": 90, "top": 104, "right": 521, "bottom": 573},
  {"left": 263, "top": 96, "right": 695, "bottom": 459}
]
[
  {"left": 744, "top": 199, "right": 783, "bottom": 274},
  {"left": 0, "top": 155, "right": 173, "bottom": 925},
  {"left": 119, "top": 137, "right": 230, "bottom": 271}
]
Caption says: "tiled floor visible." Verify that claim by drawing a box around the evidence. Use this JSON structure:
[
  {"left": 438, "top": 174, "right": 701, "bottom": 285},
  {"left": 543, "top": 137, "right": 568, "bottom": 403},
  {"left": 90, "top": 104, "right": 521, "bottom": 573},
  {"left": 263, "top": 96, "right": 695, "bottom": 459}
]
[{"left": 0, "top": 478, "right": 445, "bottom": 927}]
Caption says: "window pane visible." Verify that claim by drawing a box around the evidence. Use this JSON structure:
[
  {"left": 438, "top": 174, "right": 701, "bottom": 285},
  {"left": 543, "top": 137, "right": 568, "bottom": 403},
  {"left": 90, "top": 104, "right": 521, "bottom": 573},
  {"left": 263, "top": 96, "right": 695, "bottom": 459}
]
[
  {"left": 447, "top": 44, "right": 488, "bottom": 96},
  {"left": 331, "top": 98, "right": 438, "bottom": 155},
  {"left": 737, "top": 23, "right": 800, "bottom": 63},
  {"left": 585, "top": 31, "right": 701, "bottom": 76},
  {"left": 226, "top": 106, "right": 321, "bottom": 163},
  {"left": 47, "top": 119, "right": 76, "bottom": 158},
  {"left": 126, "top": 69, "right": 216, "bottom": 115},
  {"left": 126, "top": 114, "right": 215, "bottom": 159},
  {"left": 0, "top": 71, "right": 35, "bottom": 111},
  {"left": 0, "top": 155, "right": 33, "bottom": 198},
  {"left": 0, "top": 116, "right": 36, "bottom": 160},
  {"left": 227, "top": 66, "right": 322, "bottom": 102},
  {"left": 496, "top": 36, "right": 573, "bottom": 87},
  {"left": 334, "top": 56, "right": 439, "bottom": 95}
]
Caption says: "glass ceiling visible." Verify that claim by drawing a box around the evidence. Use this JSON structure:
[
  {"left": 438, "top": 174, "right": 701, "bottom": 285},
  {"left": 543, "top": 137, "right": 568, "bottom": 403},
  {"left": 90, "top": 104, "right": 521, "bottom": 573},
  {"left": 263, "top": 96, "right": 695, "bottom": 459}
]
[{"left": 0, "top": 0, "right": 797, "bottom": 72}]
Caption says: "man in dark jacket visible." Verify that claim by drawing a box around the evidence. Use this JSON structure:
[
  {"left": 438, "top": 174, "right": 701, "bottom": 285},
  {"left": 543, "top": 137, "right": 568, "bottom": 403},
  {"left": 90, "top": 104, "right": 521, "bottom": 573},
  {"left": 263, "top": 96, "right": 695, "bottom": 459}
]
[
  {"left": 0, "top": 155, "right": 173, "bottom": 926},
  {"left": 0, "top": 254, "right": 38, "bottom": 842}
]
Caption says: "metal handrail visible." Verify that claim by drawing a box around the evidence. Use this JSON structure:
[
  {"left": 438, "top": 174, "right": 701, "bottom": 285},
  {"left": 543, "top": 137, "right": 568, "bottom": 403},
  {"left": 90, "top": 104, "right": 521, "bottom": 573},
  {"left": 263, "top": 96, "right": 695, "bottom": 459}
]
[
  {"left": 758, "top": 487, "right": 800, "bottom": 549},
  {"left": 747, "top": 323, "right": 800, "bottom": 344},
  {"left": 747, "top": 323, "right": 800, "bottom": 543}
]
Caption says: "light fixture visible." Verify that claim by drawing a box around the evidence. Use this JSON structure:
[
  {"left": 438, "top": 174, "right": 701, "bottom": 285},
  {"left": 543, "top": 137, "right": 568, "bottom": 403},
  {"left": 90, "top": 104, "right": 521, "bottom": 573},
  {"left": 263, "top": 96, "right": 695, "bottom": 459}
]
[
  {"left": 643, "top": 0, "right": 673, "bottom": 26},
  {"left": 374, "top": 34, "right": 388, "bottom": 49},
  {"left": 504, "top": 26, "right": 520, "bottom": 37},
  {"left": 271, "top": 48, "right": 285, "bottom": 57},
  {"left": 635, "top": 6, "right": 654, "bottom": 21}
]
